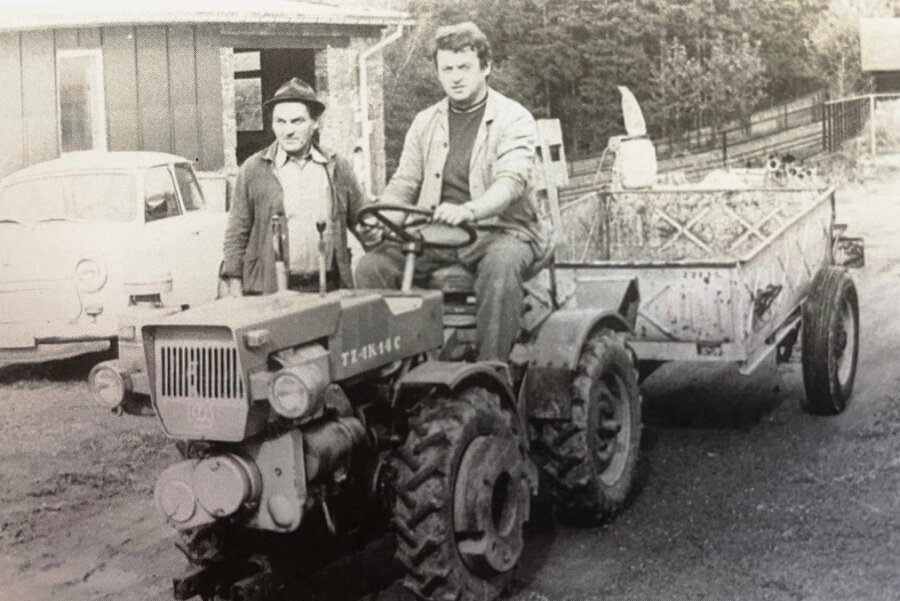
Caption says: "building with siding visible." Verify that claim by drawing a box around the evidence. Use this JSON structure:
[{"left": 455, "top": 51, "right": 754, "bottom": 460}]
[
  {"left": 860, "top": 18, "right": 900, "bottom": 93},
  {"left": 0, "top": 0, "right": 410, "bottom": 193}
]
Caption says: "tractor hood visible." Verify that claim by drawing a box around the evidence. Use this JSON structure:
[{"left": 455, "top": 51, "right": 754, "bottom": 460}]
[
  {"left": 142, "top": 288, "right": 445, "bottom": 442},
  {"left": 142, "top": 290, "right": 347, "bottom": 376},
  {"left": 153, "top": 290, "right": 347, "bottom": 333}
]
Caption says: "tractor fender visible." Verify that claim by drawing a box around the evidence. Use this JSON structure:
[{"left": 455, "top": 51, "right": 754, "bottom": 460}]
[
  {"left": 397, "top": 361, "right": 519, "bottom": 423},
  {"left": 528, "top": 307, "right": 633, "bottom": 371},
  {"left": 522, "top": 306, "right": 634, "bottom": 421}
]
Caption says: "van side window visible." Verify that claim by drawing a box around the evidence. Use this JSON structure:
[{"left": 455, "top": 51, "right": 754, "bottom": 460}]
[
  {"left": 174, "top": 164, "right": 206, "bottom": 211},
  {"left": 144, "top": 167, "right": 181, "bottom": 222}
]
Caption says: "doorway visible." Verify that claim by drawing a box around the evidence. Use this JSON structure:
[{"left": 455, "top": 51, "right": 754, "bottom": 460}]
[{"left": 233, "top": 48, "right": 317, "bottom": 165}]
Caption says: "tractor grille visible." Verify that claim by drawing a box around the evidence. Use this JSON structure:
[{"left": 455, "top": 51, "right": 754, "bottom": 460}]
[{"left": 159, "top": 343, "right": 245, "bottom": 400}]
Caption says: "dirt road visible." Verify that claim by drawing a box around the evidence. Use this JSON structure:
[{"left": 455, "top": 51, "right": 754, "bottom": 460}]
[{"left": 1, "top": 167, "right": 898, "bottom": 601}]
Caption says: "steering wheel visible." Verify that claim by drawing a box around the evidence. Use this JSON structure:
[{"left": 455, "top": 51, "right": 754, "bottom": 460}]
[{"left": 357, "top": 203, "right": 477, "bottom": 250}]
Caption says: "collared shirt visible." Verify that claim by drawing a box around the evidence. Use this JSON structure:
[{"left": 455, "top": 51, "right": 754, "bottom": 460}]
[{"left": 273, "top": 144, "right": 333, "bottom": 275}]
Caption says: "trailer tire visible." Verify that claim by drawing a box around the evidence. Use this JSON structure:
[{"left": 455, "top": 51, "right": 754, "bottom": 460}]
[
  {"left": 801, "top": 266, "right": 859, "bottom": 415},
  {"left": 531, "top": 330, "right": 642, "bottom": 524},
  {"left": 393, "top": 387, "right": 530, "bottom": 601}
]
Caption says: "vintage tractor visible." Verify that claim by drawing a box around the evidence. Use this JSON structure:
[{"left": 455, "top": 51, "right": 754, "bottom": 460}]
[{"left": 143, "top": 204, "right": 642, "bottom": 601}]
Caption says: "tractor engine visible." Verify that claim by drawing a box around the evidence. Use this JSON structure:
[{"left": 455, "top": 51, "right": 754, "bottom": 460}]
[{"left": 143, "top": 288, "right": 443, "bottom": 539}]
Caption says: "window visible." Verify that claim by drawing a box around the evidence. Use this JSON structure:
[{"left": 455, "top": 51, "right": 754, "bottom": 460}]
[
  {"left": 173, "top": 164, "right": 206, "bottom": 211},
  {"left": 144, "top": 167, "right": 181, "bottom": 222},
  {"left": 234, "top": 50, "right": 263, "bottom": 132},
  {"left": 0, "top": 173, "right": 135, "bottom": 223},
  {"left": 57, "top": 49, "right": 107, "bottom": 152}
]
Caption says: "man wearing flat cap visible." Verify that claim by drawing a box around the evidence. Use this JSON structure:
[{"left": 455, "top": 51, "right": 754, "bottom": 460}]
[{"left": 221, "top": 77, "right": 368, "bottom": 296}]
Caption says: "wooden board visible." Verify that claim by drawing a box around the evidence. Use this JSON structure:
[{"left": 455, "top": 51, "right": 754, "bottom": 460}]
[
  {"left": 103, "top": 26, "right": 140, "bottom": 151},
  {"left": 195, "top": 25, "right": 224, "bottom": 170},
  {"left": 136, "top": 25, "right": 172, "bottom": 154},
  {"left": 168, "top": 25, "right": 200, "bottom": 163},
  {"left": 21, "top": 31, "right": 58, "bottom": 164},
  {"left": 78, "top": 28, "right": 102, "bottom": 48}
]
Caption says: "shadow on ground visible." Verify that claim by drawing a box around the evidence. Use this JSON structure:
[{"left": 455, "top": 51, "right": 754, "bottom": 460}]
[
  {"left": 0, "top": 349, "right": 114, "bottom": 385},
  {"left": 640, "top": 362, "right": 785, "bottom": 431}
]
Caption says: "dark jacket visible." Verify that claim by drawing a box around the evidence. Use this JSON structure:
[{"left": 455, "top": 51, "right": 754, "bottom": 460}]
[{"left": 222, "top": 141, "right": 366, "bottom": 294}]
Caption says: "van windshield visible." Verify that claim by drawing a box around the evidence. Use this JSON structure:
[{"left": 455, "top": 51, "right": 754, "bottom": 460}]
[{"left": 0, "top": 173, "right": 136, "bottom": 224}]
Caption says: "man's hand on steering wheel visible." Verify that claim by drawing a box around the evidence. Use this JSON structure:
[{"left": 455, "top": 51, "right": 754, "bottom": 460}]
[
  {"left": 433, "top": 203, "right": 476, "bottom": 226},
  {"left": 356, "top": 203, "right": 476, "bottom": 250}
]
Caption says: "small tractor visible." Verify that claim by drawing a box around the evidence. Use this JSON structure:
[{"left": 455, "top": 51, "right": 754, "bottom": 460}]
[{"left": 142, "top": 204, "right": 642, "bottom": 601}]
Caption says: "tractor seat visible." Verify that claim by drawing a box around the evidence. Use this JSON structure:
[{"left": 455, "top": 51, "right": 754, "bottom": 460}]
[
  {"left": 428, "top": 248, "right": 556, "bottom": 328},
  {"left": 429, "top": 264, "right": 476, "bottom": 295}
]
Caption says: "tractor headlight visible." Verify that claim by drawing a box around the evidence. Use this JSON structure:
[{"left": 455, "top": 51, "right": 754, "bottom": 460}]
[
  {"left": 75, "top": 259, "right": 107, "bottom": 292},
  {"left": 88, "top": 360, "right": 130, "bottom": 409},
  {"left": 269, "top": 364, "right": 326, "bottom": 419}
]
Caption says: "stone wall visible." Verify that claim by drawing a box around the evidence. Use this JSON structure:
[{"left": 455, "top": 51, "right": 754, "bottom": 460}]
[
  {"left": 316, "top": 35, "right": 388, "bottom": 195},
  {"left": 219, "top": 47, "right": 239, "bottom": 173}
]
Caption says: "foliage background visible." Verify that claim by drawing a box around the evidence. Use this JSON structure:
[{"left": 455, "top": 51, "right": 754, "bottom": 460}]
[{"left": 368, "top": 0, "right": 895, "bottom": 169}]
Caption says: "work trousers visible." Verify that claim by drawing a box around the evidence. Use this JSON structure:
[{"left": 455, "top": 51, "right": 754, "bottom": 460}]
[{"left": 354, "top": 231, "right": 535, "bottom": 362}]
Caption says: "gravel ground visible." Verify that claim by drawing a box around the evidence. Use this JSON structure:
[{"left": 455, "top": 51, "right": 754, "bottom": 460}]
[{"left": 1, "top": 167, "right": 898, "bottom": 601}]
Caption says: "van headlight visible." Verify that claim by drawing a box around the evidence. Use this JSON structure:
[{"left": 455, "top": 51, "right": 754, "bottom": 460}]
[
  {"left": 75, "top": 259, "right": 107, "bottom": 292},
  {"left": 269, "top": 364, "right": 326, "bottom": 419}
]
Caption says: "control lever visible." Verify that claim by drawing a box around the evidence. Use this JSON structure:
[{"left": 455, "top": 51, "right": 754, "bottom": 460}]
[
  {"left": 271, "top": 214, "right": 288, "bottom": 292},
  {"left": 316, "top": 221, "right": 328, "bottom": 295}
]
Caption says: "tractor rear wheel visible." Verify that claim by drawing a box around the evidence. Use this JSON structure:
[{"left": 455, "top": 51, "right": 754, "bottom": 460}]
[
  {"left": 531, "top": 330, "right": 641, "bottom": 524},
  {"left": 801, "top": 266, "right": 859, "bottom": 415},
  {"left": 392, "top": 387, "right": 530, "bottom": 601}
]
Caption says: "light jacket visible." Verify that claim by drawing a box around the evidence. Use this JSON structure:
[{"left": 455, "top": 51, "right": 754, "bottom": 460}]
[
  {"left": 222, "top": 141, "right": 365, "bottom": 294},
  {"left": 382, "top": 88, "right": 549, "bottom": 250}
]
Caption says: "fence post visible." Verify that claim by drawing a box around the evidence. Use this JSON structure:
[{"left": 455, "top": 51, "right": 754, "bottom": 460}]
[
  {"left": 870, "top": 94, "right": 877, "bottom": 155},
  {"left": 822, "top": 102, "right": 828, "bottom": 152},
  {"left": 720, "top": 131, "right": 726, "bottom": 168}
]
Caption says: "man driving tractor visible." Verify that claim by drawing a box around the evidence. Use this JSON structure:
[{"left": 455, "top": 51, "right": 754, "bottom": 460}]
[{"left": 355, "top": 22, "right": 550, "bottom": 362}]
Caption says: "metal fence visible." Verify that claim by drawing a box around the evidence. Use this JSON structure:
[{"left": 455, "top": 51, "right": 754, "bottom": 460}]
[
  {"left": 559, "top": 91, "right": 900, "bottom": 206},
  {"left": 568, "top": 97, "right": 824, "bottom": 183},
  {"left": 824, "top": 93, "right": 900, "bottom": 155},
  {"left": 822, "top": 95, "right": 871, "bottom": 153}
]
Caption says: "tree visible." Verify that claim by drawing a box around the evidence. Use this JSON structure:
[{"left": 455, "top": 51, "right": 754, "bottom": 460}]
[
  {"left": 649, "top": 38, "right": 704, "bottom": 143},
  {"left": 809, "top": 0, "right": 893, "bottom": 96},
  {"left": 703, "top": 33, "right": 768, "bottom": 136}
]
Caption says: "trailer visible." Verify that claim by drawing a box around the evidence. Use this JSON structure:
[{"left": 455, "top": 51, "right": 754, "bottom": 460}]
[{"left": 553, "top": 183, "right": 864, "bottom": 414}]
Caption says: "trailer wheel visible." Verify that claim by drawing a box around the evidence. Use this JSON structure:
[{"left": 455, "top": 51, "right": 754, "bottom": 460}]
[
  {"left": 532, "top": 330, "right": 642, "bottom": 524},
  {"left": 801, "top": 267, "right": 859, "bottom": 415},
  {"left": 393, "top": 387, "right": 530, "bottom": 601}
]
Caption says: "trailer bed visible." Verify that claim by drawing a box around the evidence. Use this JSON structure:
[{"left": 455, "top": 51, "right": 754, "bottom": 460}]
[{"left": 554, "top": 186, "right": 835, "bottom": 372}]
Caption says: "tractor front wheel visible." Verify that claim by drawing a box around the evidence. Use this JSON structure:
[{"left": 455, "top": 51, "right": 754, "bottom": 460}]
[
  {"left": 532, "top": 330, "right": 642, "bottom": 524},
  {"left": 392, "top": 387, "right": 530, "bottom": 601}
]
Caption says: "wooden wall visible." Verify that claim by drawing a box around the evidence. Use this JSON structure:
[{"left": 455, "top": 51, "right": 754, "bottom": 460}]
[{"left": 0, "top": 25, "right": 224, "bottom": 178}]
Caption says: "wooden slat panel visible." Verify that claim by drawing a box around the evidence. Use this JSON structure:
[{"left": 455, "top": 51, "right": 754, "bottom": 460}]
[
  {"left": 168, "top": 25, "right": 199, "bottom": 163},
  {"left": 0, "top": 33, "right": 24, "bottom": 176},
  {"left": 21, "top": 31, "right": 58, "bottom": 164},
  {"left": 54, "top": 29, "right": 78, "bottom": 50},
  {"left": 195, "top": 26, "right": 224, "bottom": 170},
  {"left": 78, "top": 28, "right": 101, "bottom": 48},
  {"left": 103, "top": 26, "right": 140, "bottom": 150},
  {"left": 136, "top": 25, "right": 172, "bottom": 153}
]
